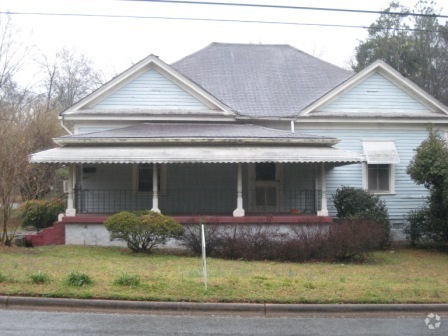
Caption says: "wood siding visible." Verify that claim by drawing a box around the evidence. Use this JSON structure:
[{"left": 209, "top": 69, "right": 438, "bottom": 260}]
[
  {"left": 296, "top": 128, "right": 429, "bottom": 223},
  {"left": 320, "top": 73, "right": 429, "bottom": 114},
  {"left": 93, "top": 69, "right": 209, "bottom": 110}
]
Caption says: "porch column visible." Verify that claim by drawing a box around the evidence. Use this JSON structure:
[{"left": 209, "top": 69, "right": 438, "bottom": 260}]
[
  {"left": 317, "top": 162, "right": 329, "bottom": 216},
  {"left": 65, "top": 164, "right": 77, "bottom": 216},
  {"left": 151, "top": 163, "right": 161, "bottom": 213},
  {"left": 233, "top": 163, "right": 245, "bottom": 217}
]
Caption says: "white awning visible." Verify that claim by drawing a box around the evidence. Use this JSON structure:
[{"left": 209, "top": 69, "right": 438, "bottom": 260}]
[
  {"left": 362, "top": 141, "right": 400, "bottom": 164},
  {"left": 30, "top": 146, "right": 363, "bottom": 164}
]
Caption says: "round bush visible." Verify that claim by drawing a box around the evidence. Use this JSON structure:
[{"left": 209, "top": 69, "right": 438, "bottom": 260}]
[{"left": 104, "top": 211, "right": 184, "bottom": 253}]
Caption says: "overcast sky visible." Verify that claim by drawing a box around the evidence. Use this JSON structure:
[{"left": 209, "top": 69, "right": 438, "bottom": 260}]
[{"left": 1, "top": 0, "right": 447, "bottom": 81}]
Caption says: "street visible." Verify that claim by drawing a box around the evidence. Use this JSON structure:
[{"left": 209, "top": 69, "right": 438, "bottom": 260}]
[{"left": 0, "top": 309, "right": 446, "bottom": 335}]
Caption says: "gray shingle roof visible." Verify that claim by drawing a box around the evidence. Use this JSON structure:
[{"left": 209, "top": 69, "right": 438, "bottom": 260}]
[
  {"left": 58, "top": 123, "right": 338, "bottom": 145},
  {"left": 172, "top": 43, "right": 353, "bottom": 118}
]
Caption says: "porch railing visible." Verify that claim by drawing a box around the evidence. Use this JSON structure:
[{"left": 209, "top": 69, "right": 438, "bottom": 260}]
[{"left": 74, "top": 188, "right": 320, "bottom": 215}]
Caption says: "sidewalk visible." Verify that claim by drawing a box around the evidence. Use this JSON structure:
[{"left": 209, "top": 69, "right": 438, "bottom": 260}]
[{"left": 2, "top": 296, "right": 448, "bottom": 317}]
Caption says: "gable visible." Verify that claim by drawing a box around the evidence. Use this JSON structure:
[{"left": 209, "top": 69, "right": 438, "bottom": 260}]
[
  {"left": 92, "top": 69, "right": 209, "bottom": 110},
  {"left": 319, "top": 72, "right": 431, "bottom": 114}
]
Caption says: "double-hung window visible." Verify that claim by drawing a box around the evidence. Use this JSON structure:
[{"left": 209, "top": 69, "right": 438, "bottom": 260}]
[{"left": 362, "top": 141, "right": 400, "bottom": 194}]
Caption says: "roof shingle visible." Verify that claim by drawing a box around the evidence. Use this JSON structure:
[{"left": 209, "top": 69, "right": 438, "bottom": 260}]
[{"left": 172, "top": 43, "right": 353, "bottom": 118}]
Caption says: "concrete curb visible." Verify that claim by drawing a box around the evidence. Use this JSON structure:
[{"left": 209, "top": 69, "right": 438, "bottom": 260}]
[{"left": 2, "top": 296, "right": 448, "bottom": 316}]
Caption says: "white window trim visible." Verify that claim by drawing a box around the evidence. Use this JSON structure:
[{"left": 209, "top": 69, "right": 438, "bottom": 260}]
[
  {"left": 132, "top": 164, "right": 167, "bottom": 195},
  {"left": 362, "top": 162, "right": 395, "bottom": 195}
]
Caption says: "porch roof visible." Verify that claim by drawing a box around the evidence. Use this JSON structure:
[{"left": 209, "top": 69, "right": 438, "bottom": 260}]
[
  {"left": 55, "top": 123, "right": 339, "bottom": 146},
  {"left": 30, "top": 145, "right": 363, "bottom": 164}
]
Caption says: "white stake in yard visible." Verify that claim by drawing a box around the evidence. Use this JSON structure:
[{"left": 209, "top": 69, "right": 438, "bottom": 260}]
[{"left": 201, "top": 224, "right": 207, "bottom": 291}]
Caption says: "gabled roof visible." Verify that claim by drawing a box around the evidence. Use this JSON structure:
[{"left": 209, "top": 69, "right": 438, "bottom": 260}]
[
  {"left": 172, "top": 43, "right": 353, "bottom": 118},
  {"left": 300, "top": 60, "right": 448, "bottom": 117},
  {"left": 62, "top": 54, "right": 234, "bottom": 117}
]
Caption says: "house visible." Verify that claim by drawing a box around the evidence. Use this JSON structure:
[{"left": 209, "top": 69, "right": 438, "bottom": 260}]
[{"left": 30, "top": 43, "right": 448, "bottom": 246}]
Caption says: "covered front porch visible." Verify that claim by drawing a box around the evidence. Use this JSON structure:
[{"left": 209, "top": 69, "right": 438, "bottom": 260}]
[
  {"left": 30, "top": 123, "right": 364, "bottom": 223},
  {"left": 65, "top": 161, "right": 331, "bottom": 219}
]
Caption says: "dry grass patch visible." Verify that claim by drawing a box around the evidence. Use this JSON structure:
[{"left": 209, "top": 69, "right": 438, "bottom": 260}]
[{"left": 0, "top": 245, "right": 447, "bottom": 303}]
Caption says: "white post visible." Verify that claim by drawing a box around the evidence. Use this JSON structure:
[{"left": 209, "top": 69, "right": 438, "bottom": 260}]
[
  {"left": 317, "top": 162, "right": 329, "bottom": 216},
  {"left": 151, "top": 163, "right": 161, "bottom": 213},
  {"left": 233, "top": 163, "right": 245, "bottom": 217},
  {"left": 201, "top": 224, "right": 207, "bottom": 291},
  {"left": 65, "top": 164, "right": 77, "bottom": 216}
]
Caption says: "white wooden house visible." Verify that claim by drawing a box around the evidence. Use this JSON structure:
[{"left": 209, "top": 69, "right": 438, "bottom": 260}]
[{"left": 31, "top": 43, "right": 448, "bottom": 245}]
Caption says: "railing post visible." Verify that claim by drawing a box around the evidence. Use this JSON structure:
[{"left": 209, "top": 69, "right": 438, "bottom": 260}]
[
  {"left": 317, "top": 162, "right": 328, "bottom": 216},
  {"left": 151, "top": 163, "right": 161, "bottom": 213},
  {"left": 66, "top": 164, "right": 77, "bottom": 216},
  {"left": 233, "top": 163, "right": 245, "bottom": 217}
]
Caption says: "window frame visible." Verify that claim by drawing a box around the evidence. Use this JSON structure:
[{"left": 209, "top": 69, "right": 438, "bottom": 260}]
[
  {"left": 132, "top": 164, "right": 167, "bottom": 195},
  {"left": 362, "top": 162, "right": 395, "bottom": 195}
]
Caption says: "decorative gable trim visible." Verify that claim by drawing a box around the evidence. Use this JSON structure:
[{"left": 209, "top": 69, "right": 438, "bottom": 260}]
[
  {"left": 62, "top": 55, "right": 234, "bottom": 116},
  {"left": 300, "top": 60, "right": 448, "bottom": 117}
]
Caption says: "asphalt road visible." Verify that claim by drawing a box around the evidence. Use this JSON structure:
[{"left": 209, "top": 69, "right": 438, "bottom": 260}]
[{"left": 0, "top": 309, "right": 446, "bottom": 336}]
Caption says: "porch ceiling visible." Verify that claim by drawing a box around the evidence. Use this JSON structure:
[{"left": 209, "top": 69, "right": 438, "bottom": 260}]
[{"left": 30, "top": 145, "right": 363, "bottom": 164}]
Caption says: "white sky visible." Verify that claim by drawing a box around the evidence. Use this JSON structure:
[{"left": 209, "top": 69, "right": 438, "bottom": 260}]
[{"left": 1, "top": 0, "right": 447, "bottom": 80}]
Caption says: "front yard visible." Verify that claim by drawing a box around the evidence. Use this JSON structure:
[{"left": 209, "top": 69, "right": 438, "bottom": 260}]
[{"left": 0, "top": 245, "right": 447, "bottom": 304}]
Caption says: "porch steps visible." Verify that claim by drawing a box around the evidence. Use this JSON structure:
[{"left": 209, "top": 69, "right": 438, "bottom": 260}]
[{"left": 25, "top": 222, "right": 65, "bottom": 247}]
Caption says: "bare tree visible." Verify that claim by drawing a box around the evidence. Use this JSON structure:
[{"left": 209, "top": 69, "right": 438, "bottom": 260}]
[{"left": 38, "top": 47, "right": 105, "bottom": 113}]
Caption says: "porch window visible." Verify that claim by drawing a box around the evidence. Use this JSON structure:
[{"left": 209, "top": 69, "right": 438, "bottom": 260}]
[{"left": 132, "top": 164, "right": 167, "bottom": 194}]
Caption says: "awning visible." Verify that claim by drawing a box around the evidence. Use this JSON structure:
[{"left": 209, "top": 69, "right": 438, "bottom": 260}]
[
  {"left": 30, "top": 146, "right": 363, "bottom": 164},
  {"left": 362, "top": 141, "right": 400, "bottom": 164}
]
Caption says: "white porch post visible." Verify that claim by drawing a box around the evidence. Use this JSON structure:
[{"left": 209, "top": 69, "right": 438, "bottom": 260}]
[
  {"left": 151, "top": 163, "right": 161, "bottom": 213},
  {"left": 233, "top": 163, "right": 245, "bottom": 217},
  {"left": 65, "top": 164, "right": 77, "bottom": 216},
  {"left": 317, "top": 162, "right": 329, "bottom": 216}
]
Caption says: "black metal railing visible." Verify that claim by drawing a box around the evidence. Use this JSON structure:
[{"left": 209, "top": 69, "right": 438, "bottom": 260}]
[{"left": 74, "top": 188, "right": 320, "bottom": 215}]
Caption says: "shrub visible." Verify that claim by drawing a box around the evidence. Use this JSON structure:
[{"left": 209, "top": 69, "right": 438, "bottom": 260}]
[
  {"left": 195, "top": 221, "right": 387, "bottom": 262},
  {"left": 20, "top": 198, "right": 65, "bottom": 231},
  {"left": 113, "top": 274, "right": 140, "bottom": 287},
  {"left": 332, "top": 186, "right": 391, "bottom": 245},
  {"left": 179, "top": 222, "right": 221, "bottom": 256},
  {"left": 215, "top": 225, "right": 282, "bottom": 261},
  {"left": 104, "top": 211, "right": 184, "bottom": 253},
  {"left": 0, "top": 272, "right": 7, "bottom": 283},
  {"left": 324, "top": 219, "right": 387, "bottom": 261},
  {"left": 66, "top": 271, "right": 93, "bottom": 287},
  {"left": 29, "top": 271, "right": 50, "bottom": 284}
]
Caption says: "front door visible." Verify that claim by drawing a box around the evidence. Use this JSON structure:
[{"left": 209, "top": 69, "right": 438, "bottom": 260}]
[{"left": 249, "top": 163, "right": 282, "bottom": 212}]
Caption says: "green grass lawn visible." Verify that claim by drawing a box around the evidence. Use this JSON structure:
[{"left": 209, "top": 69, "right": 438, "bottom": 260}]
[{"left": 0, "top": 245, "right": 447, "bottom": 304}]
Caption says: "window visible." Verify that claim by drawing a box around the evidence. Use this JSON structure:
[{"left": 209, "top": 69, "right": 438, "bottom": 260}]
[
  {"left": 363, "top": 163, "right": 395, "bottom": 194},
  {"left": 362, "top": 140, "right": 399, "bottom": 194},
  {"left": 132, "top": 164, "right": 167, "bottom": 194},
  {"left": 368, "top": 164, "right": 390, "bottom": 193}
]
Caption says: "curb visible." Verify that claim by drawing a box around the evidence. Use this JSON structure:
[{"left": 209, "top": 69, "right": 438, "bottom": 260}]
[{"left": 2, "top": 296, "right": 448, "bottom": 316}]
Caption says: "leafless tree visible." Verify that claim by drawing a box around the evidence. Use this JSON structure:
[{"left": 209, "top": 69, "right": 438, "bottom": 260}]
[{"left": 38, "top": 47, "right": 105, "bottom": 113}]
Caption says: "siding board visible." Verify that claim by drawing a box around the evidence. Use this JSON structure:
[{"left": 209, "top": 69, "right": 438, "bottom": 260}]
[
  {"left": 320, "top": 73, "right": 430, "bottom": 114},
  {"left": 94, "top": 69, "right": 209, "bottom": 110}
]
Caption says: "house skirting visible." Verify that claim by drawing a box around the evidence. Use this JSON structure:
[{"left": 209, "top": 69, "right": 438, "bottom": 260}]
[{"left": 61, "top": 214, "right": 332, "bottom": 247}]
